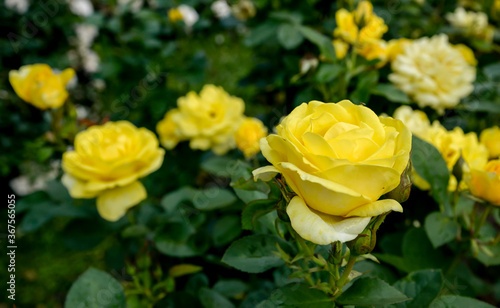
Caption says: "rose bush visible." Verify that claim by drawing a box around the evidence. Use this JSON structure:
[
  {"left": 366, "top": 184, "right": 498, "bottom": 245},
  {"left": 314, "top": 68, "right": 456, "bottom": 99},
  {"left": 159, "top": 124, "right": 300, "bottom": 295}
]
[{"left": 254, "top": 100, "right": 412, "bottom": 244}]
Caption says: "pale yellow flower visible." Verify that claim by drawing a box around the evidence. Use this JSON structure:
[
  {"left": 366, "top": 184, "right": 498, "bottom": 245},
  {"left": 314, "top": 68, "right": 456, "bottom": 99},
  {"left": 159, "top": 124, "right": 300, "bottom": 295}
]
[
  {"left": 254, "top": 100, "right": 411, "bottom": 244},
  {"left": 231, "top": 0, "right": 256, "bottom": 21},
  {"left": 235, "top": 117, "right": 268, "bottom": 158},
  {"left": 356, "top": 40, "right": 388, "bottom": 63},
  {"left": 467, "top": 160, "right": 500, "bottom": 205},
  {"left": 157, "top": 85, "right": 245, "bottom": 155},
  {"left": 62, "top": 121, "right": 165, "bottom": 221},
  {"left": 389, "top": 34, "right": 476, "bottom": 114},
  {"left": 480, "top": 126, "right": 500, "bottom": 158},
  {"left": 392, "top": 105, "right": 431, "bottom": 138},
  {"left": 9, "top": 64, "right": 75, "bottom": 110},
  {"left": 446, "top": 7, "right": 494, "bottom": 42}
]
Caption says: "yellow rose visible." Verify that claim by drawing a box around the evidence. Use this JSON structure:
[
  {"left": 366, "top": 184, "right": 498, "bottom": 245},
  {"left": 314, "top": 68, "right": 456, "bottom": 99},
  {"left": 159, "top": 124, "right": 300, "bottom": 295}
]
[
  {"left": 9, "top": 64, "right": 75, "bottom": 110},
  {"left": 156, "top": 85, "right": 245, "bottom": 155},
  {"left": 356, "top": 40, "right": 387, "bottom": 63},
  {"left": 333, "top": 39, "right": 349, "bottom": 60},
  {"left": 386, "top": 38, "right": 412, "bottom": 62},
  {"left": 253, "top": 100, "right": 412, "bottom": 244},
  {"left": 168, "top": 8, "right": 184, "bottom": 23},
  {"left": 467, "top": 160, "right": 500, "bottom": 205},
  {"left": 480, "top": 126, "right": 500, "bottom": 158},
  {"left": 453, "top": 44, "right": 477, "bottom": 66},
  {"left": 334, "top": 9, "right": 358, "bottom": 44},
  {"left": 446, "top": 7, "right": 493, "bottom": 42},
  {"left": 62, "top": 121, "right": 165, "bottom": 221},
  {"left": 235, "top": 117, "right": 268, "bottom": 158},
  {"left": 334, "top": 1, "right": 387, "bottom": 44},
  {"left": 389, "top": 34, "right": 476, "bottom": 114}
]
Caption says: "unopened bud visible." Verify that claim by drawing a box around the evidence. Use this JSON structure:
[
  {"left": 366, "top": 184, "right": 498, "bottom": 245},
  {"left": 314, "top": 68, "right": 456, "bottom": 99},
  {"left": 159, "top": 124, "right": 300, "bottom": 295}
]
[
  {"left": 350, "top": 229, "right": 373, "bottom": 256},
  {"left": 452, "top": 155, "right": 467, "bottom": 185},
  {"left": 329, "top": 241, "right": 343, "bottom": 265},
  {"left": 385, "top": 160, "right": 412, "bottom": 203}
]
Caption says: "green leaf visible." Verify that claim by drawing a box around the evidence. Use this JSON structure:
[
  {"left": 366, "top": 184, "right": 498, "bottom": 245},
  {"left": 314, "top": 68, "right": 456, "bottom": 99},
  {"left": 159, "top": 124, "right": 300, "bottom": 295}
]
[
  {"left": 265, "top": 283, "right": 332, "bottom": 307},
  {"left": 402, "top": 228, "right": 446, "bottom": 272},
  {"left": 121, "top": 225, "right": 150, "bottom": 238},
  {"left": 424, "top": 212, "right": 459, "bottom": 248},
  {"left": 212, "top": 215, "right": 242, "bottom": 246},
  {"left": 160, "top": 187, "right": 194, "bottom": 214},
  {"left": 199, "top": 288, "right": 235, "bottom": 308},
  {"left": 411, "top": 136, "right": 450, "bottom": 207},
  {"left": 169, "top": 264, "right": 203, "bottom": 278},
  {"left": 477, "top": 242, "right": 500, "bottom": 266},
  {"left": 20, "top": 202, "right": 56, "bottom": 233},
  {"left": 222, "top": 235, "right": 290, "bottom": 273},
  {"left": 45, "top": 180, "right": 73, "bottom": 203},
  {"left": 483, "top": 63, "right": 500, "bottom": 81},
  {"left": 64, "top": 268, "right": 126, "bottom": 308},
  {"left": 390, "top": 270, "right": 443, "bottom": 308},
  {"left": 192, "top": 187, "right": 237, "bottom": 210},
  {"left": 213, "top": 280, "right": 248, "bottom": 298},
  {"left": 353, "top": 260, "right": 398, "bottom": 284},
  {"left": 337, "top": 277, "right": 409, "bottom": 306},
  {"left": 371, "top": 84, "right": 410, "bottom": 104},
  {"left": 241, "top": 199, "right": 278, "bottom": 230},
  {"left": 231, "top": 176, "right": 269, "bottom": 204},
  {"left": 462, "top": 101, "right": 500, "bottom": 113},
  {"left": 298, "top": 26, "right": 336, "bottom": 61},
  {"left": 314, "top": 64, "right": 343, "bottom": 83},
  {"left": 429, "top": 295, "right": 496, "bottom": 308},
  {"left": 154, "top": 220, "right": 203, "bottom": 257},
  {"left": 269, "top": 11, "right": 303, "bottom": 24},
  {"left": 351, "top": 70, "right": 379, "bottom": 104},
  {"left": 244, "top": 22, "right": 279, "bottom": 47},
  {"left": 277, "top": 23, "right": 304, "bottom": 50}
]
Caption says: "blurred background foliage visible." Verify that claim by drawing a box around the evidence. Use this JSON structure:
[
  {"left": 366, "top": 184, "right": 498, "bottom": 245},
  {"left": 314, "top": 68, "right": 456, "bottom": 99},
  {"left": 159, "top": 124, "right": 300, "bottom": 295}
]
[{"left": 1, "top": 0, "right": 500, "bottom": 307}]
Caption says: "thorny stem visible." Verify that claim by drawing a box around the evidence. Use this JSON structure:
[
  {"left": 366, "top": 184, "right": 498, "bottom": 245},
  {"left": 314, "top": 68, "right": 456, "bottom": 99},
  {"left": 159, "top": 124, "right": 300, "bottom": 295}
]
[{"left": 334, "top": 253, "right": 357, "bottom": 298}]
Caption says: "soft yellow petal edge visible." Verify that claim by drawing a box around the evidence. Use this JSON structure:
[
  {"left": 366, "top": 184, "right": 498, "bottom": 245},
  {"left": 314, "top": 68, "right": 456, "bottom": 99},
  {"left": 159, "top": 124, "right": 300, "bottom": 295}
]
[
  {"left": 345, "top": 198, "right": 403, "bottom": 217},
  {"left": 252, "top": 165, "right": 280, "bottom": 181},
  {"left": 96, "top": 181, "right": 147, "bottom": 222},
  {"left": 287, "top": 196, "right": 371, "bottom": 245}
]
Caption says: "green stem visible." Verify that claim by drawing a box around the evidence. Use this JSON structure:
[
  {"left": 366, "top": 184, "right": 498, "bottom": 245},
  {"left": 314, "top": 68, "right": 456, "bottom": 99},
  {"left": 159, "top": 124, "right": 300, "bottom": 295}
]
[
  {"left": 336, "top": 254, "right": 357, "bottom": 291},
  {"left": 474, "top": 205, "right": 492, "bottom": 238}
]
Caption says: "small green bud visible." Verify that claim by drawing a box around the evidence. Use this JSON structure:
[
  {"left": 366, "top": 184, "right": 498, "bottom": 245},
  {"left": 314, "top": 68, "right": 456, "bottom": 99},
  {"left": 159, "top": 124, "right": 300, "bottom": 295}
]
[
  {"left": 385, "top": 160, "right": 412, "bottom": 203},
  {"left": 452, "top": 155, "right": 467, "bottom": 185},
  {"left": 350, "top": 229, "right": 373, "bottom": 256}
]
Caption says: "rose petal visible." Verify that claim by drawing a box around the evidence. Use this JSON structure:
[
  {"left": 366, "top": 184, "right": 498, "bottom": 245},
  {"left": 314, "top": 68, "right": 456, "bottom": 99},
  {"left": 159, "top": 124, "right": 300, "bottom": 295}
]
[
  {"left": 96, "top": 181, "right": 147, "bottom": 221},
  {"left": 345, "top": 198, "right": 403, "bottom": 217},
  {"left": 287, "top": 196, "right": 371, "bottom": 244}
]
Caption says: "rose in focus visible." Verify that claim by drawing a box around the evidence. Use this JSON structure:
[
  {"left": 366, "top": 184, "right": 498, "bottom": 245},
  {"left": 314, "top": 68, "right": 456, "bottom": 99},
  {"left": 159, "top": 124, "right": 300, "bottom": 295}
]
[
  {"left": 254, "top": 100, "right": 412, "bottom": 244},
  {"left": 62, "top": 121, "right": 165, "bottom": 221}
]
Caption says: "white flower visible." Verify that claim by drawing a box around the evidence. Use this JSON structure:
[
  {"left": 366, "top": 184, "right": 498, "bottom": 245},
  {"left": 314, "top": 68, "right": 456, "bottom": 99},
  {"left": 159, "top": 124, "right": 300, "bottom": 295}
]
[
  {"left": 75, "top": 24, "right": 98, "bottom": 48},
  {"left": 178, "top": 5, "right": 199, "bottom": 28},
  {"left": 118, "top": 0, "right": 144, "bottom": 13},
  {"left": 10, "top": 161, "right": 60, "bottom": 196},
  {"left": 211, "top": 0, "right": 231, "bottom": 19},
  {"left": 446, "top": 7, "right": 489, "bottom": 36},
  {"left": 5, "top": 0, "right": 29, "bottom": 14},
  {"left": 389, "top": 34, "right": 476, "bottom": 114},
  {"left": 67, "top": 0, "right": 94, "bottom": 17},
  {"left": 81, "top": 48, "right": 100, "bottom": 73}
]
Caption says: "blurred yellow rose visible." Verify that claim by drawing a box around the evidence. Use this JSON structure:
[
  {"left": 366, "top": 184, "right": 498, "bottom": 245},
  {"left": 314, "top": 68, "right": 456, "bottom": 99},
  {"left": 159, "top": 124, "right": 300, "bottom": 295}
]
[
  {"left": 253, "top": 100, "right": 412, "bottom": 244},
  {"left": 156, "top": 85, "right": 245, "bottom": 155},
  {"left": 333, "top": 39, "right": 349, "bottom": 60},
  {"left": 231, "top": 0, "right": 256, "bottom": 21},
  {"left": 9, "top": 64, "right": 75, "bottom": 110},
  {"left": 467, "top": 160, "right": 500, "bottom": 205},
  {"left": 62, "top": 121, "right": 165, "bottom": 221},
  {"left": 389, "top": 35, "right": 476, "bottom": 114},
  {"left": 393, "top": 106, "right": 488, "bottom": 191},
  {"left": 333, "top": 1, "right": 388, "bottom": 63},
  {"left": 168, "top": 8, "right": 183, "bottom": 23},
  {"left": 235, "top": 117, "right": 268, "bottom": 158},
  {"left": 386, "top": 38, "right": 412, "bottom": 62},
  {"left": 480, "top": 126, "right": 500, "bottom": 159},
  {"left": 453, "top": 44, "right": 477, "bottom": 66}
]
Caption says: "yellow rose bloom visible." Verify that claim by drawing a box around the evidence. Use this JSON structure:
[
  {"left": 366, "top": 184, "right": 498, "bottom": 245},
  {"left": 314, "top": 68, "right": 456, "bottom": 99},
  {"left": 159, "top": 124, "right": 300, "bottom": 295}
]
[
  {"left": 334, "top": 9, "right": 358, "bottom": 44},
  {"left": 9, "top": 64, "right": 75, "bottom": 110},
  {"left": 231, "top": 0, "right": 256, "bottom": 21},
  {"left": 333, "top": 39, "right": 349, "bottom": 60},
  {"left": 480, "top": 126, "right": 500, "bottom": 158},
  {"left": 467, "top": 160, "right": 500, "bottom": 205},
  {"left": 386, "top": 38, "right": 412, "bottom": 62},
  {"left": 356, "top": 40, "right": 388, "bottom": 63},
  {"left": 235, "top": 117, "right": 268, "bottom": 158},
  {"left": 62, "top": 121, "right": 165, "bottom": 221},
  {"left": 156, "top": 85, "right": 245, "bottom": 155},
  {"left": 453, "top": 44, "right": 477, "bottom": 66},
  {"left": 389, "top": 34, "right": 476, "bottom": 114},
  {"left": 253, "top": 100, "right": 412, "bottom": 244},
  {"left": 392, "top": 106, "right": 431, "bottom": 137}
]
